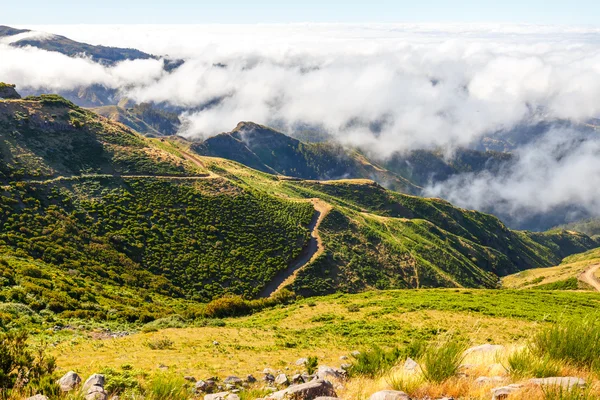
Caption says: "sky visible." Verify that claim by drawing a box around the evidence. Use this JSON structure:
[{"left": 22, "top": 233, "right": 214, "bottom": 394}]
[{"left": 2, "top": 0, "right": 600, "bottom": 25}]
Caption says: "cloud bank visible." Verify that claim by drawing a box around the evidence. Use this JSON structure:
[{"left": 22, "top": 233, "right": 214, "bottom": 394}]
[{"left": 2, "top": 24, "right": 600, "bottom": 227}]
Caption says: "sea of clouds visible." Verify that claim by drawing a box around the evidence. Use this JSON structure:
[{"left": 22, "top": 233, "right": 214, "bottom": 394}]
[{"left": 2, "top": 24, "right": 600, "bottom": 227}]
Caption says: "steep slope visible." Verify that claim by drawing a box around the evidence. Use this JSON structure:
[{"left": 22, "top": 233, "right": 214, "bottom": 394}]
[
  {"left": 193, "top": 122, "right": 420, "bottom": 194},
  {"left": 93, "top": 102, "right": 180, "bottom": 136},
  {"left": 0, "top": 94, "right": 597, "bottom": 320}
]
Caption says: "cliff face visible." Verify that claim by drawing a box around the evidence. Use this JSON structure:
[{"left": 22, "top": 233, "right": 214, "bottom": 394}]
[{"left": 0, "top": 83, "right": 21, "bottom": 100}]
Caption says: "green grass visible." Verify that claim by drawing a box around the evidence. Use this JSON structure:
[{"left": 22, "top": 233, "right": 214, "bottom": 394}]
[
  {"left": 506, "top": 348, "right": 561, "bottom": 379},
  {"left": 419, "top": 339, "right": 466, "bottom": 383}
]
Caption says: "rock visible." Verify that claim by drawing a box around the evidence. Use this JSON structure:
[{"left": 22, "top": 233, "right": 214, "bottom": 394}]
[
  {"left": 491, "top": 384, "right": 523, "bottom": 400},
  {"left": 224, "top": 376, "right": 243, "bottom": 386},
  {"left": 316, "top": 366, "right": 345, "bottom": 382},
  {"left": 205, "top": 393, "right": 240, "bottom": 400},
  {"left": 82, "top": 374, "right": 106, "bottom": 392},
  {"left": 340, "top": 363, "right": 352, "bottom": 370},
  {"left": 26, "top": 395, "right": 48, "bottom": 400},
  {"left": 351, "top": 351, "right": 361, "bottom": 357},
  {"left": 0, "top": 83, "right": 21, "bottom": 100},
  {"left": 57, "top": 371, "right": 82, "bottom": 392},
  {"left": 275, "top": 373, "right": 289, "bottom": 386},
  {"left": 196, "top": 379, "right": 217, "bottom": 393},
  {"left": 368, "top": 390, "right": 410, "bottom": 400},
  {"left": 314, "top": 398, "right": 341, "bottom": 400},
  {"left": 339, "top": 356, "right": 348, "bottom": 361},
  {"left": 85, "top": 385, "right": 108, "bottom": 400},
  {"left": 184, "top": 376, "right": 196, "bottom": 382},
  {"left": 464, "top": 344, "right": 505, "bottom": 356},
  {"left": 291, "top": 374, "right": 304, "bottom": 384},
  {"left": 264, "top": 373, "right": 276, "bottom": 382},
  {"left": 296, "top": 358, "right": 308, "bottom": 366},
  {"left": 266, "top": 379, "right": 337, "bottom": 400},
  {"left": 246, "top": 374, "right": 257, "bottom": 383},
  {"left": 403, "top": 357, "right": 419, "bottom": 372},
  {"left": 474, "top": 376, "right": 506, "bottom": 385},
  {"left": 213, "top": 341, "right": 220, "bottom": 346},
  {"left": 529, "top": 377, "right": 586, "bottom": 389}
]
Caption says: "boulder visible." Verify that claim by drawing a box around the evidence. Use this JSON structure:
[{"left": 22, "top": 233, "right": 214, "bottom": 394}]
[
  {"left": 291, "top": 374, "right": 304, "bottom": 384},
  {"left": 184, "top": 376, "right": 196, "bottom": 382},
  {"left": 196, "top": 379, "right": 217, "bottom": 393},
  {"left": 224, "top": 376, "right": 243, "bottom": 386},
  {"left": 296, "top": 358, "right": 308, "bottom": 366},
  {"left": 264, "top": 373, "right": 276, "bottom": 382},
  {"left": 403, "top": 357, "right": 419, "bottom": 372},
  {"left": 58, "top": 371, "right": 82, "bottom": 392},
  {"left": 368, "top": 390, "right": 410, "bottom": 400},
  {"left": 275, "top": 373, "right": 290, "bottom": 386},
  {"left": 316, "top": 366, "right": 345, "bottom": 382},
  {"left": 82, "top": 374, "right": 106, "bottom": 392},
  {"left": 0, "top": 83, "right": 21, "bottom": 100},
  {"left": 85, "top": 385, "right": 108, "bottom": 400},
  {"left": 26, "top": 395, "right": 48, "bottom": 400},
  {"left": 351, "top": 351, "right": 361, "bottom": 357},
  {"left": 529, "top": 377, "right": 586, "bottom": 389},
  {"left": 266, "top": 379, "right": 337, "bottom": 400},
  {"left": 246, "top": 374, "right": 257, "bottom": 383},
  {"left": 464, "top": 344, "right": 504, "bottom": 356},
  {"left": 491, "top": 384, "right": 523, "bottom": 400}
]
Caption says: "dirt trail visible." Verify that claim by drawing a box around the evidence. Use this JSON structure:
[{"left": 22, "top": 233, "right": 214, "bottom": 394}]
[
  {"left": 578, "top": 264, "right": 600, "bottom": 291},
  {"left": 260, "top": 198, "right": 332, "bottom": 298}
]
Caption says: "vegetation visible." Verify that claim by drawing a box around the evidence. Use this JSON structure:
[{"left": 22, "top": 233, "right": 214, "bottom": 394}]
[{"left": 419, "top": 339, "right": 466, "bottom": 383}]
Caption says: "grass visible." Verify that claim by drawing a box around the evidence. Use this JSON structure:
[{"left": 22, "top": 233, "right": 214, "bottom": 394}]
[
  {"left": 419, "top": 339, "right": 466, "bottom": 383},
  {"left": 506, "top": 348, "right": 561, "bottom": 379}
]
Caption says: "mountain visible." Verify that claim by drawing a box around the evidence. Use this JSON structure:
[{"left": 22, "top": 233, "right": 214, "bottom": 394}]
[
  {"left": 0, "top": 25, "right": 183, "bottom": 71},
  {"left": 0, "top": 93, "right": 597, "bottom": 322},
  {"left": 193, "top": 121, "right": 420, "bottom": 194},
  {"left": 93, "top": 100, "right": 181, "bottom": 136}
]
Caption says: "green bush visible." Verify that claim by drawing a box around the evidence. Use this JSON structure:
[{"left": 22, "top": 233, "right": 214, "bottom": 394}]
[
  {"left": 146, "top": 374, "right": 188, "bottom": 400},
  {"left": 419, "top": 339, "right": 466, "bottom": 383},
  {"left": 506, "top": 348, "right": 561, "bottom": 379},
  {"left": 0, "top": 331, "right": 56, "bottom": 392},
  {"left": 306, "top": 356, "right": 319, "bottom": 375},
  {"left": 531, "top": 317, "right": 600, "bottom": 370},
  {"left": 145, "top": 337, "right": 174, "bottom": 350}
]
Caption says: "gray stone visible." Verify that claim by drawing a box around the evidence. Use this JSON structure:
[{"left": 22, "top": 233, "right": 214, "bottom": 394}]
[
  {"left": 296, "top": 358, "right": 308, "bottom": 366},
  {"left": 368, "top": 390, "right": 410, "bottom": 400},
  {"left": 82, "top": 374, "right": 105, "bottom": 392},
  {"left": 291, "top": 374, "right": 304, "bottom": 384},
  {"left": 339, "top": 356, "right": 348, "bottom": 361},
  {"left": 350, "top": 351, "right": 361, "bottom": 357},
  {"left": 491, "top": 384, "right": 523, "bottom": 400},
  {"left": 26, "top": 395, "right": 48, "bottom": 400},
  {"left": 266, "top": 379, "right": 337, "bottom": 400},
  {"left": 205, "top": 393, "right": 240, "bottom": 400},
  {"left": 224, "top": 376, "right": 243, "bottom": 386},
  {"left": 195, "top": 379, "right": 217, "bottom": 393},
  {"left": 275, "top": 374, "right": 289, "bottom": 386},
  {"left": 85, "top": 385, "right": 108, "bottom": 400},
  {"left": 246, "top": 374, "right": 257, "bottom": 383},
  {"left": 474, "top": 376, "right": 506, "bottom": 385},
  {"left": 403, "top": 357, "right": 419, "bottom": 372},
  {"left": 316, "top": 366, "right": 345, "bottom": 382},
  {"left": 264, "top": 373, "right": 276, "bottom": 382},
  {"left": 464, "top": 344, "right": 504, "bottom": 356},
  {"left": 529, "top": 377, "right": 586, "bottom": 389},
  {"left": 57, "top": 371, "right": 82, "bottom": 392}
]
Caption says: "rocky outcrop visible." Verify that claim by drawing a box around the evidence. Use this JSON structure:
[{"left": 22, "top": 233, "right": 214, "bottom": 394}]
[
  {"left": 529, "top": 377, "right": 585, "bottom": 389},
  {"left": 491, "top": 384, "right": 523, "bottom": 400},
  {"left": 82, "top": 374, "right": 108, "bottom": 400},
  {"left": 0, "top": 83, "right": 20, "bottom": 99},
  {"left": 266, "top": 379, "right": 337, "bottom": 400}
]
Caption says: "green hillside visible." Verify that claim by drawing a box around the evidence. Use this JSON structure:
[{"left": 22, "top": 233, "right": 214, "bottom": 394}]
[
  {"left": 193, "top": 121, "right": 420, "bottom": 194},
  {"left": 93, "top": 102, "right": 180, "bottom": 137},
  {"left": 0, "top": 94, "right": 597, "bottom": 327}
]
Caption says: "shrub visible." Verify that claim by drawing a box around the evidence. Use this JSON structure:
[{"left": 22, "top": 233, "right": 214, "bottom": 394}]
[
  {"left": 0, "top": 331, "right": 56, "bottom": 392},
  {"left": 306, "top": 356, "right": 319, "bottom": 375},
  {"left": 146, "top": 374, "right": 188, "bottom": 400},
  {"left": 348, "top": 346, "right": 404, "bottom": 378},
  {"left": 419, "top": 339, "right": 466, "bottom": 383},
  {"left": 507, "top": 348, "right": 561, "bottom": 379},
  {"left": 531, "top": 317, "right": 600, "bottom": 370},
  {"left": 204, "top": 296, "right": 251, "bottom": 318},
  {"left": 145, "top": 337, "right": 174, "bottom": 350}
]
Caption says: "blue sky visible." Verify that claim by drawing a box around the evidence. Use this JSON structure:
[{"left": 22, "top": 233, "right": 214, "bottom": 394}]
[{"left": 2, "top": 0, "right": 600, "bottom": 25}]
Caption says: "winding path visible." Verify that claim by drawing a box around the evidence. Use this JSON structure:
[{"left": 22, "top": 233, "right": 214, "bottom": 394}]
[
  {"left": 259, "top": 199, "right": 331, "bottom": 298},
  {"left": 578, "top": 264, "right": 600, "bottom": 292}
]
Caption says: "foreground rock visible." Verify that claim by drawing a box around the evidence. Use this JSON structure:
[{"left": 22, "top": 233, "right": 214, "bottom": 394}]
[
  {"left": 491, "top": 384, "right": 523, "bottom": 400},
  {"left": 529, "top": 377, "right": 586, "bottom": 389},
  {"left": 26, "top": 395, "right": 48, "bottom": 400},
  {"left": 316, "top": 366, "right": 345, "bottom": 382},
  {"left": 58, "top": 371, "right": 82, "bottom": 391},
  {"left": 265, "top": 379, "right": 337, "bottom": 399},
  {"left": 369, "top": 390, "right": 410, "bottom": 400},
  {"left": 82, "top": 374, "right": 108, "bottom": 400}
]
